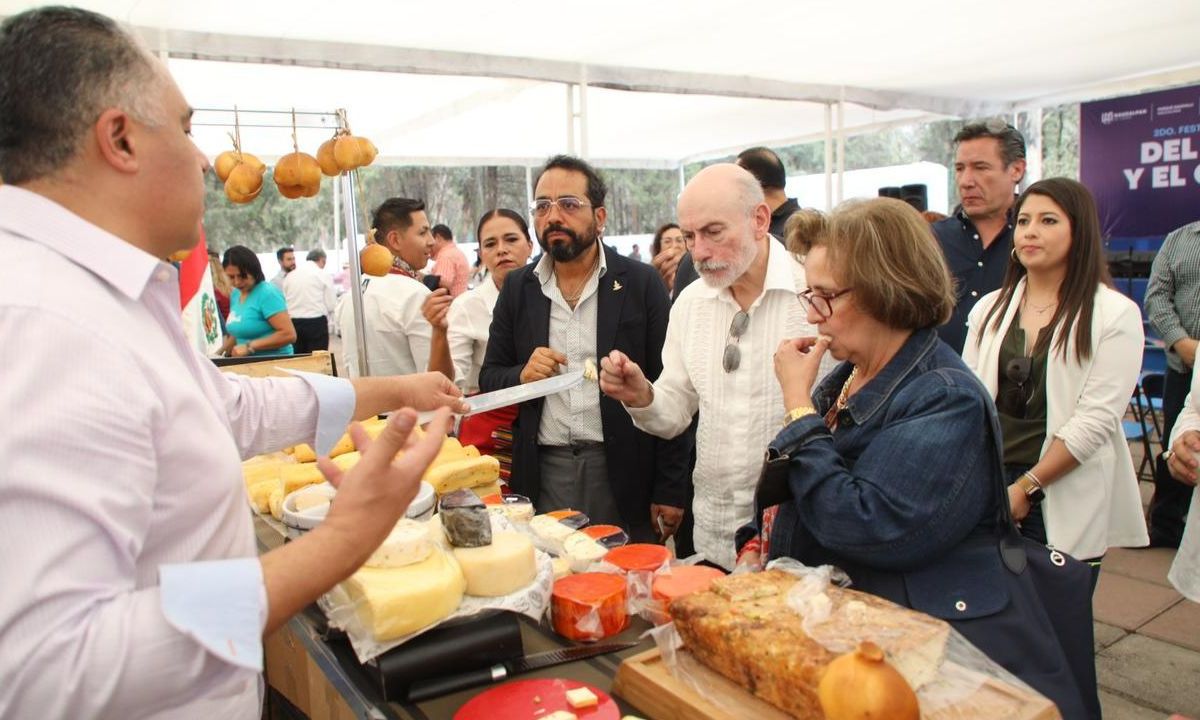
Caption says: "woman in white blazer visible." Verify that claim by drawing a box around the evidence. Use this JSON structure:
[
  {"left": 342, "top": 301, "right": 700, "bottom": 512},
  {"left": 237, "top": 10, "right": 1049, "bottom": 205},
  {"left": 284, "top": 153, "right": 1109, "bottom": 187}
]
[
  {"left": 963, "top": 177, "right": 1149, "bottom": 587},
  {"left": 1162, "top": 371, "right": 1200, "bottom": 602}
]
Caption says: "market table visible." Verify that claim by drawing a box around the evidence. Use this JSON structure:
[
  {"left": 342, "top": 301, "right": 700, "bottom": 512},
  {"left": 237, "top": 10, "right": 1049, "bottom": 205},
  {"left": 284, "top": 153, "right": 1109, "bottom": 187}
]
[{"left": 255, "top": 515, "right": 655, "bottom": 720}]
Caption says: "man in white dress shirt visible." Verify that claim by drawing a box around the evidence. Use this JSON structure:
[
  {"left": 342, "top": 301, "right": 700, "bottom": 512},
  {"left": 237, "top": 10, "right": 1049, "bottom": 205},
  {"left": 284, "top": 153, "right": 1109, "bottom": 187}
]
[
  {"left": 0, "top": 8, "right": 464, "bottom": 718},
  {"left": 337, "top": 197, "right": 434, "bottom": 377},
  {"left": 284, "top": 248, "right": 337, "bottom": 353},
  {"left": 600, "top": 163, "right": 831, "bottom": 569}
]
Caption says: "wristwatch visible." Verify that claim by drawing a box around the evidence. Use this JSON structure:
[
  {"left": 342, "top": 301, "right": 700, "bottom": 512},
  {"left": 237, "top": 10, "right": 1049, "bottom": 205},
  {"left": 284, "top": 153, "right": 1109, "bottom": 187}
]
[
  {"left": 1016, "top": 473, "right": 1045, "bottom": 505},
  {"left": 782, "top": 406, "right": 817, "bottom": 427}
]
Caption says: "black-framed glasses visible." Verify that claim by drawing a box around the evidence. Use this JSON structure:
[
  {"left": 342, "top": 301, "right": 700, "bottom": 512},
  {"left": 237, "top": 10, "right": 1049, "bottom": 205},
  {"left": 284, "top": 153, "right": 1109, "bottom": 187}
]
[
  {"left": 530, "top": 196, "right": 592, "bottom": 217},
  {"left": 797, "top": 287, "right": 853, "bottom": 318},
  {"left": 722, "top": 310, "right": 750, "bottom": 373}
]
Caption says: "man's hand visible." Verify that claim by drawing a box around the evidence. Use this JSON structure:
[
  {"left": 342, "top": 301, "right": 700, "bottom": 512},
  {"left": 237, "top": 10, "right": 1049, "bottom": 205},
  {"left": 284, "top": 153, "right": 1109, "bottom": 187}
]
[
  {"left": 520, "top": 347, "right": 567, "bottom": 384},
  {"left": 1174, "top": 338, "right": 1198, "bottom": 368},
  {"left": 773, "top": 336, "right": 830, "bottom": 411},
  {"left": 1007, "top": 483, "right": 1032, "bottom": 522},
  {"left": 651, "top": 246, "right": 684, "bottom": 289},
  {"left": 317, "top": 408, "right": 452, "bottom": 565},
  {"left": 599, "top": 350, "right": 653, "bottom": 408},
  {"left": 1166, "top": 429, "right": 1200, "bottom": 486},
  {"left": 650, "top": 503, "right": 685, "bottom": 542},
  {"left": 398, "top": 372, "right": 469, "bottom": 414},
  {"left": 421, "top": 289, "right": 452, "bottom": 330}
]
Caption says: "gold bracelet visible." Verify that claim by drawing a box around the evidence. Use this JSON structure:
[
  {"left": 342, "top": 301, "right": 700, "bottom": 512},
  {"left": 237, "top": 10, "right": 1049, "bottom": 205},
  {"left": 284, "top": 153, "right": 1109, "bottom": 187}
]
[{"left": 783, "top": 406, "right": 818, "bottom": 426}]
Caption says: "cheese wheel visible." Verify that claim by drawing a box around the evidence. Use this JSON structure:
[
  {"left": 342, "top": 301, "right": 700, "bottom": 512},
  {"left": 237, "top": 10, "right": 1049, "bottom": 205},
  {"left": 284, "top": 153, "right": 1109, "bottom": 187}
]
[
  {"left": 605, "top": 544, "right": 672, "bottom": 573},
  {"left": 563, "top": 531, "right": 608, "bottom": 572},
  {"left": 651, "top": 565, "right": 725, "bottom": 605},
  {"left": 342, "top": 549, "right": 465, "bottom": 641},
  {"left": 281, "top": 462, "right": 325, "bottom": 493},
  {"left": 552, "top": 573, "right": 628, "bottom": 641},
  {"left": 366, "top": 519, "right": 434, "bottom": 568},
  {"left": 425, "top": 454, "right": 500, "bottom": 495},
  {"left": 452, "top": 531, "right": 537, "bottom": 596}
]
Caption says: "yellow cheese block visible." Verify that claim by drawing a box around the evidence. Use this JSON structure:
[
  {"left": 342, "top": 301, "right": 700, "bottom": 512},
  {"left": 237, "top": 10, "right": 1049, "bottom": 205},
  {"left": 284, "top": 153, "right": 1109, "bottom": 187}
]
[
  {"left": 452, "top": 531, "right": 537, "bottom": 597},
  {"left": 470, "top": 480, "right": 503, "bottom": 499},
  {"left": 268, "top": 487, "right": 285, "bottom": 520},
  {"left": 342, "top": 549, "right": 465, "bottom": 641},
  {"left": 242, "top": 461, "right": 283, "bottom": 488},
  {"left": 332, "top": 451, "right": 360, "bottom": 472},
  {"left": 247, "top": 478, "right": 277, "bottom": 513},
  {"left": 281, "top": 462, "right": 325, "bottom": 493},
  {"left": 329, "top": 433, "right": 355, "bottom": 458},
  {"left": 425, "top": 454, "right": 500, "bottom": 496},
  {"left": 292, "top": 443, "right": 317, "bottom": 463}
]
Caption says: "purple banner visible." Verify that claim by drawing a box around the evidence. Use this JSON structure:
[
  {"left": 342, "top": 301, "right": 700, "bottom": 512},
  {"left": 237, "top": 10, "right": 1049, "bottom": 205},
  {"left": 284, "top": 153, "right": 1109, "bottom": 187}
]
[{"left": 1081, "top": 84, "right": 1200, "bottom": 238}]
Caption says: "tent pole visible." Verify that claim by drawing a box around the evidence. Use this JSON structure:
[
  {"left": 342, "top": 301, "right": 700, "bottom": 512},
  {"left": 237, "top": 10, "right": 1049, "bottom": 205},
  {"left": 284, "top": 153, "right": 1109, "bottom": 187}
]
[
  {"left": 1023, "top": 108, "right": 1043, "bottom": 189},
  {"left": 525, "top": 166, "right": 534, "bottom": 211},
  {"left": 823, "top": 103, "right": 833, "bottom": 211},
  {"left": 342, "top": 170, "right": 370, "bottom": 378},
  {"left": 332, "top": 171, "right": 341, "bottom": 259},
  {"left": 579, "top": 66, "right": 589, "bottom": 159},
  {"left": 679, "top": 164, "right": 686, "bottom": 193},
  {"left": 836, "top": 90, "right": 846, "bottom": 204},
  {"left": 565, "top": 84, "right": 576, "bottom": 155}
]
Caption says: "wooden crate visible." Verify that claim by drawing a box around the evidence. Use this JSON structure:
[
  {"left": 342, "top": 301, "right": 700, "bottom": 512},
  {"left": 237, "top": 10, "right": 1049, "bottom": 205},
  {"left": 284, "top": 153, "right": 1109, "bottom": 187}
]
[{"left": 613, "top": 647, "right": 1061, "bottom": 720}]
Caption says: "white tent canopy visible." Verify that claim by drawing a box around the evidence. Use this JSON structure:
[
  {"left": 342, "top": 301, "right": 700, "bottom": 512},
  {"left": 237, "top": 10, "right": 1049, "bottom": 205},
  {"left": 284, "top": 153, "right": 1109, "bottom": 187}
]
[{"left": 3, "top": 0, "right": 1200, "bottom": 167}]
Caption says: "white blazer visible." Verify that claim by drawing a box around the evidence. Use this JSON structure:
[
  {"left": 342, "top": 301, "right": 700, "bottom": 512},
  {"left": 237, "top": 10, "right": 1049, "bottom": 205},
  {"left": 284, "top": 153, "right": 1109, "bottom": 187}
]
[
  {"left": 963, "top": 279, "right": 1150, "bottom": 559},
  {"left": 1166, "top": 374, "right": 1200, "bottom": 602}
]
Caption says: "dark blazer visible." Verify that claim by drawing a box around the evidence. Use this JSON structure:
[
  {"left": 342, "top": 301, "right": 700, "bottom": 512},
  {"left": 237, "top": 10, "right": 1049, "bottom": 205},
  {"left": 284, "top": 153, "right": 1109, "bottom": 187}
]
[{"left": 479, "top": 244, "right": 689, "bottom": 542}]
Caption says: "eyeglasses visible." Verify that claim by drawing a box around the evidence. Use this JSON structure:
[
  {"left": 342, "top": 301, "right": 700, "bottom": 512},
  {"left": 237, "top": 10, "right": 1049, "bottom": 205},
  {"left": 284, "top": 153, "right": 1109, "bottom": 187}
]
[
  {"left": 722, "top": 310, "right": 750, "bottom": 372},
  {"left": 530, "top": 196, "right": 592, "bottom": 217},
  {"left": 1004, "top": 356, "right": 1033, "bottom": 409},
  {"left": 797, "top": 288, "right": 853, "bottom": 318}
]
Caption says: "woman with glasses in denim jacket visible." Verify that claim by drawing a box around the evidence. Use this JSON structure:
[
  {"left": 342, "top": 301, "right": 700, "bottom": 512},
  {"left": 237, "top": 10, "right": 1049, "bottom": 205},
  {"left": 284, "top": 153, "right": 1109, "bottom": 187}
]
[
  {"left": 963, "top": 178, "right": 1148, "bottom": 587},
  {"left": 737, "top": 197, "right": 1093, "bottom": 716}
]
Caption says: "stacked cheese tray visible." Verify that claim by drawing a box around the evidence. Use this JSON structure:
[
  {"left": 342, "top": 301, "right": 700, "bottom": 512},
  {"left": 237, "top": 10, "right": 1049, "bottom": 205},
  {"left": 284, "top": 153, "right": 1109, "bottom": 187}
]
[{"left": 239, "top": 419, "right": 553, "bottom": 664}]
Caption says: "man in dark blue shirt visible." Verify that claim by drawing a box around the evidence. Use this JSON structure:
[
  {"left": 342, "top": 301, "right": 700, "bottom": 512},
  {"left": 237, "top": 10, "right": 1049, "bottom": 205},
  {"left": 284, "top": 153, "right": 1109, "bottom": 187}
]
[{"left": 933, "top": 120, "right": 1027, "bottom": 353}]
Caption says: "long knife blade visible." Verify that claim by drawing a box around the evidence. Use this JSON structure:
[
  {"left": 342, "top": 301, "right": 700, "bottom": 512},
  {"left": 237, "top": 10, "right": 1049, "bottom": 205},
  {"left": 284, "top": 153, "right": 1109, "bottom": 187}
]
[
  {"left": 416, "top": 370, "right": 586, "bottom": 425},
  {"left": 405, "top": 641, "right": 637, "bottom": 702}
]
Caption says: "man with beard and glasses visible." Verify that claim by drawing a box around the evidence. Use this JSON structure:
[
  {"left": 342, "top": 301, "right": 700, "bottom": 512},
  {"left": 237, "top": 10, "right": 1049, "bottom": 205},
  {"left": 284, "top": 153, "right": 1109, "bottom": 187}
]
[
  {"left": 600, "top": 163, "right": 833, "bottom": 570},
  {"left": 480, "top": 155, "right": 690, "bottom": 543}
]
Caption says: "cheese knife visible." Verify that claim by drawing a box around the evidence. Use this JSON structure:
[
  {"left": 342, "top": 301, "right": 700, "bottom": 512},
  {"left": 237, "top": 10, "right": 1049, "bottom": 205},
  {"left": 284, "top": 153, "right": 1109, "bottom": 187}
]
[
  {"left": 405, "top": 641, "right": 638, "bottom": 702},
  {"left": 415, "top": 369, "right": 587, "bottom": 424}
]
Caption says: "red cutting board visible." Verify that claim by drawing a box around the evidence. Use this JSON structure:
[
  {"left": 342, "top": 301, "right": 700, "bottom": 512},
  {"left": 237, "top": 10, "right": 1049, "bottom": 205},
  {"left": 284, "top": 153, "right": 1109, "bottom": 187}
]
[{"left": 454, "top": 678, "right": 619, "bottom": 720}]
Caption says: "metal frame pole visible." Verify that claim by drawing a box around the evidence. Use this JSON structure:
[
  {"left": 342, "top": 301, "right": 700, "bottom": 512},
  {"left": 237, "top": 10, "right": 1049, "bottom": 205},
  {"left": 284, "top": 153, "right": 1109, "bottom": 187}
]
[
  {"left": 341, "top": 169, "right": 370, "bottom": 378},
  {"left": 823, "top": 103, "right": 834, "bottom": 211}
]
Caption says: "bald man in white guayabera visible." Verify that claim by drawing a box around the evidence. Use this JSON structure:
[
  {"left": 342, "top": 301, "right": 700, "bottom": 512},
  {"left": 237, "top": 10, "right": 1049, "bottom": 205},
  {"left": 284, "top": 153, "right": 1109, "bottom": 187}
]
[{"left": 600, "top": 164, "right": 834, "bottom": 569}]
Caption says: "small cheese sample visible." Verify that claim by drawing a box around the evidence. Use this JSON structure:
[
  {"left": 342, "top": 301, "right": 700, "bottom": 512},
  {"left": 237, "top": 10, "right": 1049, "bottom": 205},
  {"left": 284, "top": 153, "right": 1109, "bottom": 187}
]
[
  {"left": 563, "top": 531, "right": 607, "bottom": 572},
  {"left": 452, "top": 531, "right": 537, "bottom": 596},
  {"left": 366, "top": 519, "right": 434, "bottom": 568},
  {"left": 604, "top": 544, "right": 672, "bottom": 573},
  {"left": 341, "top": 549, "right": 465, "bottom": 641},
  {"left": 268, "top": 487, "right": 285, "bottom": 520},
  {"left": 544, "top": 712, "right": 576, "bottom": 720},
  {"left": 552, "top": 572, "right": 629, "bottom": 641},
  {"left": 565, "top": 687, "right": 598, "bottom": 709},
  {"left": 439, "top": 489, "right": 492, "bottom": 547},
  {"left": 281, "top": 462, "right": 325, "bottom": 493},
  {"left": 292, "top": 443, "right": 318, "bottom": 463},
  {"left": 424, "top": 454, "right": 500, "bottom": 495},
  {"left": 530, "top": 514, "right": 576, "bottom": 555},
  {"left": 582, "top": 356, "right": 599, "bottom": 382}
]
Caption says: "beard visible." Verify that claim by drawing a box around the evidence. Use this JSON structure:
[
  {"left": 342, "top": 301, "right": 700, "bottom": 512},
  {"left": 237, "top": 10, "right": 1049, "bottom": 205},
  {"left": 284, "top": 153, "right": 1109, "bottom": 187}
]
[
  {"left": 538, "top": 221, "right": 597, "bottom": 263},
  {"left": 696, "top": 236, "right": 758, "bottom": 289}
]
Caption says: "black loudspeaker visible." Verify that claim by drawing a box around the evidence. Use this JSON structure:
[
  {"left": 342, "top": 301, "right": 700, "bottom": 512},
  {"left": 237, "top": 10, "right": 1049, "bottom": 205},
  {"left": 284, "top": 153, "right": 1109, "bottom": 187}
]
[
  {"left": 901, "top": 184, "right": 929, "bottom": 212},
  {"left": 878, "top": 186, "right": 902, "bottom": 199}
]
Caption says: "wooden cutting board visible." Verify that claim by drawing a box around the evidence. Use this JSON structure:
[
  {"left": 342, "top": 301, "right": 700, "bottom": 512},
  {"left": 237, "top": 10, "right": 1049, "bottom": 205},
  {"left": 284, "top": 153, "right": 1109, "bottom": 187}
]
[{"left": 612, "top": 647, "right": 1061, "bottom": 720}]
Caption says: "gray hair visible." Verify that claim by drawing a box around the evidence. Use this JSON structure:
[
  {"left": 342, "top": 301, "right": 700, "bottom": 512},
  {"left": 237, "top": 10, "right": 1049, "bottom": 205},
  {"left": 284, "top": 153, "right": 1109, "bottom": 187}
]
[
  {"left": 954, "top": 119, "right": 1027, "bottom": 167},
  {"left": 733, "top": 168, "right": 766, "bottom": 217},
  {"left": 306, "top": 249, "right": 327, "bottom": 263},
  {"left": 0, "top": 7, "right": 163, "bottom": 184}
]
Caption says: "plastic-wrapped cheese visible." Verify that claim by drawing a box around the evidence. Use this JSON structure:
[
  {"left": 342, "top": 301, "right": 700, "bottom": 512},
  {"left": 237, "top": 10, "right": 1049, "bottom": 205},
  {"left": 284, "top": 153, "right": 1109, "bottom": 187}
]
[
  {"left": 605, "top": 544, "right": 672, "bottom": 573},
  {"left": 530, "top": 514, "right": 578, "bottom": 555},
  {"left": 341, "top": 549, "right": 465, "bottom": 641},
  {"left": 366, "top": 519, "right": 433, "bottom": 568},
  {"left": 563, "top": 531, "right": 607, "bottom": 572},
  {"left": 651, "top": 565, "right": 726, "bottom": 605},
  {"left": 484, "top": 493, "right": 534, "bottom": 524},
  {"left": 452, "top": 531, "right": 537, "bottom": 596},
  {"left": 552, "top": 572, "right": 629, "bottom": 641}
]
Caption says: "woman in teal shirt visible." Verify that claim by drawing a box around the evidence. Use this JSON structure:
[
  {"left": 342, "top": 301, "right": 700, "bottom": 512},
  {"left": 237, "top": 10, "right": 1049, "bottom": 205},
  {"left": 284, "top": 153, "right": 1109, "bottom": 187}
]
[{"left": 220, "top": 246, "right": 296, "bottom": 357}]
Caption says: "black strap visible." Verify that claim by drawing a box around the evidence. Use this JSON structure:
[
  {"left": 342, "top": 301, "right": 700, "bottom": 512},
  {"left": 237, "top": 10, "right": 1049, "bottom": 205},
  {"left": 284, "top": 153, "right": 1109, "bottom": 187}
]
[{"left": 981, "top": 403, "right": 1028, "bottom": 573}]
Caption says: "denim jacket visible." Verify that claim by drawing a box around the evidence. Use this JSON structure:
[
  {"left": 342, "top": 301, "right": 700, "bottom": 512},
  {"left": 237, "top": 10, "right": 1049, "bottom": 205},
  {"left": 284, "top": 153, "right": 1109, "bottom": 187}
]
[{"left": 753, "top": 327, "right": 1009, "bottom": 620}]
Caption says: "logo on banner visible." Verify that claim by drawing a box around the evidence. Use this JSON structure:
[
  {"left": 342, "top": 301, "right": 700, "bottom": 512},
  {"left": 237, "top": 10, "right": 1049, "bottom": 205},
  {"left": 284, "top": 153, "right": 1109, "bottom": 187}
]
[{"left": 202, "top": 293, "right": 219, "bottom": 344}]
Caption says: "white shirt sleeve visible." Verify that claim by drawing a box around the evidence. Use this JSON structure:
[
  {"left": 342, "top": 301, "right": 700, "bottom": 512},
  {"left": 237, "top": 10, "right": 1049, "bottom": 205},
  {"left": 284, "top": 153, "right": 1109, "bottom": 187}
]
[
  {"left": 626, "top": 294, "right": 700, "bottom": 439},
  {"left": 446, "top": 294, "right": 482, "bottom": 391},
  {"left": 1171, "top": 371, "right": 1200, "bottom": 444}
]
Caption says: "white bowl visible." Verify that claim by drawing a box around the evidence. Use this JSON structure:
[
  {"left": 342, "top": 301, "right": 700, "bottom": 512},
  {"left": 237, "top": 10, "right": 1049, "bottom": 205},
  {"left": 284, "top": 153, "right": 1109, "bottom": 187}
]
[
  {"left": 406, "top": 482, "right": 436, "bottom": 521},
  {"left": 281, "top": 483, "right": 336, "bottom": 539}
]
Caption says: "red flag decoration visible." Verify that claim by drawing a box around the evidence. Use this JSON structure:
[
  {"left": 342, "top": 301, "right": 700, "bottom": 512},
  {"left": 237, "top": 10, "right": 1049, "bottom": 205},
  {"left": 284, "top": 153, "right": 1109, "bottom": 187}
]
[{"left": 178, "top": 225, "right": 224, "bottom": 355}]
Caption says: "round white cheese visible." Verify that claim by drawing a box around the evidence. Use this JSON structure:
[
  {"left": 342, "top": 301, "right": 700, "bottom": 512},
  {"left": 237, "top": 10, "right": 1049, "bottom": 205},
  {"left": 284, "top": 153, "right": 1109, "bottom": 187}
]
[
  {"left": 452, "top": 531, "right": 537, "bottom": 597},
  {"left": 366, "top": 518, "right": 434, "bottom": 568},
  {"left": 563, "top": 531, "right": 607, "bottom": 572}
]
